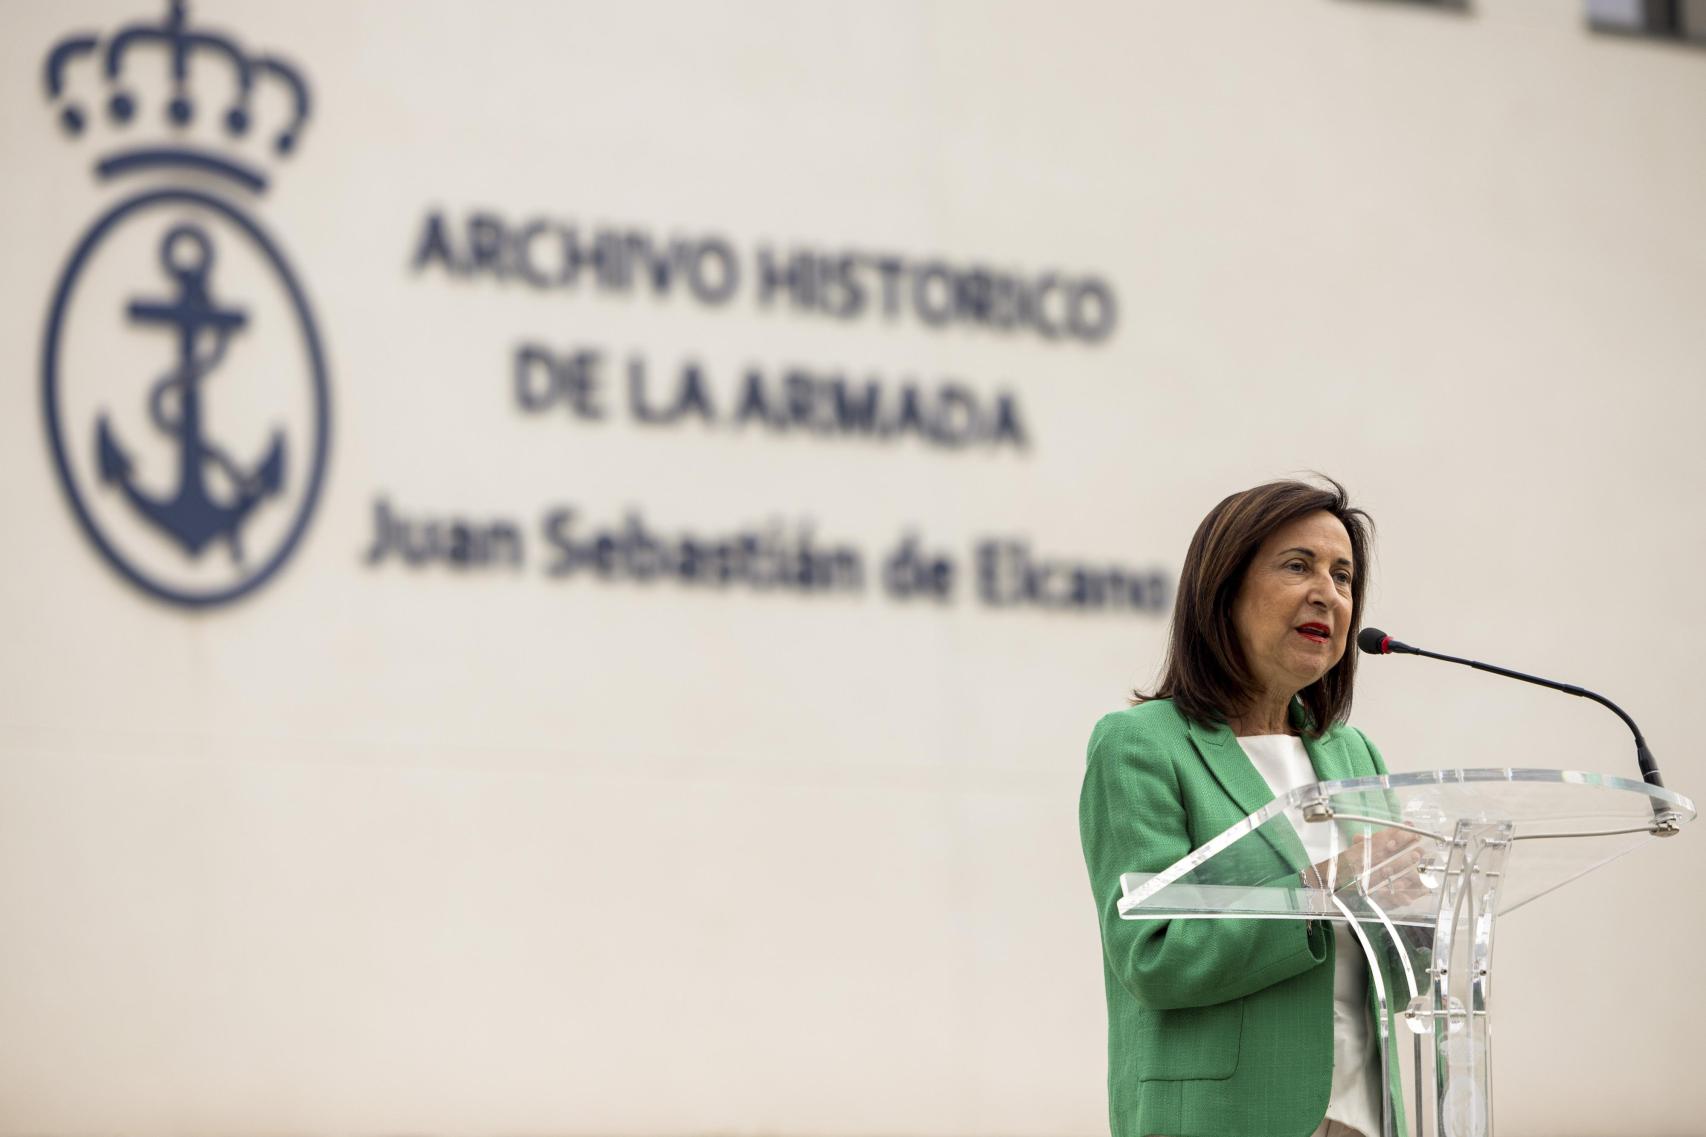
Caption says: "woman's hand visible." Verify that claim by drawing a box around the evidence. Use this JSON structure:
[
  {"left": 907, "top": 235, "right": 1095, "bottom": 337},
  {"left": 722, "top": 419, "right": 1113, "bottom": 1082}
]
[{"left": 1301, "top": 827, "right": 1432, "bottom": 904}]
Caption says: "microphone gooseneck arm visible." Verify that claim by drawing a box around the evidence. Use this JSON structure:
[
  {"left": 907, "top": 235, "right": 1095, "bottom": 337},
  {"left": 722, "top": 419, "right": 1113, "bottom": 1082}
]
[{"left": 1358, "top": 626, "right": 1665, "bottom": 791}]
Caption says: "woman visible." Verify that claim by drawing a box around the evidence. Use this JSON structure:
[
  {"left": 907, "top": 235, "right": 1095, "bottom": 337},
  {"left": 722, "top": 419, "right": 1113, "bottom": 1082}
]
[{"left": 1078, "top": 477, "right": 1397, "bottom": 1137}]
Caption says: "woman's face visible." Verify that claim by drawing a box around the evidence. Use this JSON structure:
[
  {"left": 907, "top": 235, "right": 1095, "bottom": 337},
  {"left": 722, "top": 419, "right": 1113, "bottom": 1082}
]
[{"left": 1231, "top": 510, "right": 1355, "bottom": 705}]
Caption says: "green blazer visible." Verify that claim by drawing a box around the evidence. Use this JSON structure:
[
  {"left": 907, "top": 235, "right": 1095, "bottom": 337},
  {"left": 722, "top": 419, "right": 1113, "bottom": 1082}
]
[{"left": 1078, "top": 698, "right": 1400, "bottom": 1137}]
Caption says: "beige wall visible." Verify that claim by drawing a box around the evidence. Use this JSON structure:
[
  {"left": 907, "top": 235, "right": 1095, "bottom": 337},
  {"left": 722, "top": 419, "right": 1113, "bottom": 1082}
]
[{"left": 1, "top": 1, "right": 1702, "bottom": 1134}]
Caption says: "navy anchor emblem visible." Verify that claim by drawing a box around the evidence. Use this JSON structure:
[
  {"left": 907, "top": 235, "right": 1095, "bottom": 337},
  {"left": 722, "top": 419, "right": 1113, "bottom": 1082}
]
[
  {"left": 41, "top": 0, "right": 330, "bottom": 607},
  {"left": 97, "top": 223, "right": 286, "bottom": 561}
]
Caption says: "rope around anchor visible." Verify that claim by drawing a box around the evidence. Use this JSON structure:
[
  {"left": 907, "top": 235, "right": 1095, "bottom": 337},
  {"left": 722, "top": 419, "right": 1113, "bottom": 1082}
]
[{"left": 146, "top": 325, "right": 271, "bottom": 502}]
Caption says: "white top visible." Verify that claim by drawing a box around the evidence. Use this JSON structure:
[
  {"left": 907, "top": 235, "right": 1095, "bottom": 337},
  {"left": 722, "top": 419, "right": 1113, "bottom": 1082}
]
[{"left": 1237, "top": 733, "right": 1383, "bottom": 1137}]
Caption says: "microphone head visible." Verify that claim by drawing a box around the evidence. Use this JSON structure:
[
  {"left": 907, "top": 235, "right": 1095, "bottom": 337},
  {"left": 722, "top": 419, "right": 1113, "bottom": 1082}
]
[{"left": 1357, "top": 627, "right": 1391, "bottom": 656}]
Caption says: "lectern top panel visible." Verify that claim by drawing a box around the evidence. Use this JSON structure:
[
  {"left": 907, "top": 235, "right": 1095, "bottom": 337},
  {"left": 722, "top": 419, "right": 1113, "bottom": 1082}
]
[{"left": 1117, "top": 767, "right": 1694, "bottom": 927}]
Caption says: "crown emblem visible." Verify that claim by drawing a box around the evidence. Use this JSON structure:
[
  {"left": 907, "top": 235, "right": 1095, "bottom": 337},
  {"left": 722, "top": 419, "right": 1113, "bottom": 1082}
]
[{"left": 44, "top": 0, "right": 311, "bottom": 193}]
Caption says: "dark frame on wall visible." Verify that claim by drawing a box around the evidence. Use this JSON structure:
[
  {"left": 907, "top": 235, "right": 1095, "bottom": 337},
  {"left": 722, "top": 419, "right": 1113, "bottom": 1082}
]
[{"left": 1587, "top": 0, "right": 1706, "bottom": 43}]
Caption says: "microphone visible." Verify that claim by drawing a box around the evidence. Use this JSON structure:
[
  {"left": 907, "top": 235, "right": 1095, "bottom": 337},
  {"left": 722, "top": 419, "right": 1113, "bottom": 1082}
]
[
  {"left": 1357, "top": 626, "right": 1668, "bottom": 798},
  {"left": 1357, "top": 627, "right": 1416, "bottom": 657}
]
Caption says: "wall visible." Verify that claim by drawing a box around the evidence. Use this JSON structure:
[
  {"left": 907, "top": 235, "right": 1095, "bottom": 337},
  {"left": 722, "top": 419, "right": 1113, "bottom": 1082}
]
[{"left": 0, "top": 2, "right": 1701, "bottom": 1134}]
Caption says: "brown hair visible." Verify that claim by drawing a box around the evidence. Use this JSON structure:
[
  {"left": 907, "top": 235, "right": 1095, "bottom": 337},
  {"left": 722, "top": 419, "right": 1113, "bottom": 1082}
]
[{"left": 1138, "top": 476, "right": 1373, "bottom": 736}]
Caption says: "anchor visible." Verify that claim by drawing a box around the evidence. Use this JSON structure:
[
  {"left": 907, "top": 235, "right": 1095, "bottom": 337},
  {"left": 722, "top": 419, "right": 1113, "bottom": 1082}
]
[{"left": 96, "top": 222, "right": 285, "bottom": 562}]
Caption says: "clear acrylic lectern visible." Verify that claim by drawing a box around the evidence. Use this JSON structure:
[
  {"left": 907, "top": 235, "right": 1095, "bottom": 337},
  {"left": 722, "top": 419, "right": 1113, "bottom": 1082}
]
[{"left": 1117, "top": 769, "right": 1694, "bottom": 1137}]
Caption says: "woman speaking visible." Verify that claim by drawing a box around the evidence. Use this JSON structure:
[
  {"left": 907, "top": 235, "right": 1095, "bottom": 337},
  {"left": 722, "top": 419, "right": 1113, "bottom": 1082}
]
[{"left": 1079, "top": 477, "right": 1396, "bottom": 1137}]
